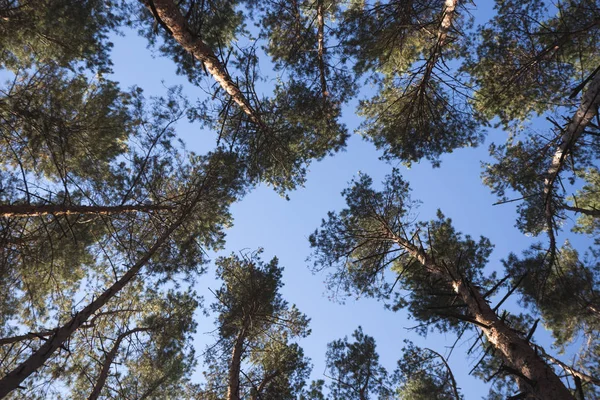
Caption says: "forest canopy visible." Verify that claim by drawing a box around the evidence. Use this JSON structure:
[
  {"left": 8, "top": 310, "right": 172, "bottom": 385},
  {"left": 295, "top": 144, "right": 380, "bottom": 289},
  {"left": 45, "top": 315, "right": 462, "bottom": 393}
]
[{"left": 0, "top": 0, "right": 599, "bottom": 399}]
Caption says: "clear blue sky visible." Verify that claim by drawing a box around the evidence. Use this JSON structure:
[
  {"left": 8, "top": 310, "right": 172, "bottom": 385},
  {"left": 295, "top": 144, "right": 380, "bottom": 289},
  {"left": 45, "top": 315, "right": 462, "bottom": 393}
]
[{"left": 106, "top": 2, "right": 591, "bottom": 396}]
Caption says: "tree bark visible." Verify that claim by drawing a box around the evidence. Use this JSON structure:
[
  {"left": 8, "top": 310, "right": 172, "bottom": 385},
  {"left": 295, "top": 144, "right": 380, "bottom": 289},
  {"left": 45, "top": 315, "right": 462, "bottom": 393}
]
[
  {"left": 88, "top": 327, "right": 150, "bottom": 400},
  {"left": 227, "top": 327, "right": 247, "bottom": 400},
  {"left": 543, "top": 70, "right": 600, "bottom": 238},
  {"left": 0, "top": 175, "right": 210, "bottom": 398},
  {"left": 388, "top": 231, "right": 574, "bottom": 400},
  {"left": 144, "top": 0, "right": 269, "bottom": 133},
  {"left": 0, "top": 204, "right": 172, "bottom": 218}
]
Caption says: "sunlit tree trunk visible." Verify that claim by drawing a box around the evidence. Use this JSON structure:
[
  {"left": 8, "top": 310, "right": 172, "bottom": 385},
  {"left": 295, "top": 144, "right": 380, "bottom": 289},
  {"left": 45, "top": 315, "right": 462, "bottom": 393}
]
[
  {"left": 543, "top": 71, "right": 600, "bottom": 251},
  {"left": 388, "top": 230, "right": 574, "bottom": 400},
  {"left": 421, "top": 0, "right": 458, "bottom": 87},
  {"left": 143, "top": 0, "right": 270, "bottom": 133}
]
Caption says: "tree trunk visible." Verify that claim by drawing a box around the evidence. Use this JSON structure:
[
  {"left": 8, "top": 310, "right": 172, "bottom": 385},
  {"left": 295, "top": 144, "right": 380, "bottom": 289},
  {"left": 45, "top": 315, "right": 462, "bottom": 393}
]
[
  {"left": 543, "top": 71, "right": 600, "bottom": 235},
  {"left": 88, "top": 327, "right": 150, "bottom": 400},
  {"left": 144, "top": 0, "right": 269, "bottom": 133},
  {"left": 0, "top": 203, "right": 172, "bottom": 218},
  {"left": 389, "top": 233, "right": 574, "bottom": 400},
  {"left": 420, "top": 0, "right": 457, "bottom": 87},
  {"left": 0, "top": 177, "right": 209, "bottom": 398},
  {"left": 316, "top": 0, "right": 328, "bottom": 99},
  {"left": 227, "top": 328, "right": 247, "bottom": 400}
]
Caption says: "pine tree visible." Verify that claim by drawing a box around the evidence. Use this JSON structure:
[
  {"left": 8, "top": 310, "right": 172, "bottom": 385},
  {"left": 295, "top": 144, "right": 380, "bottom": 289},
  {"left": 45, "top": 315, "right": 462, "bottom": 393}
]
[
  {"left": 324, "top": 327, "right": 393, "bottom": 400},
  {"left": 309, "top": 170, "right": 577, "bottom": 399},
  {"left": 201, "top": 250, "right": 311, "bottom": 400}
]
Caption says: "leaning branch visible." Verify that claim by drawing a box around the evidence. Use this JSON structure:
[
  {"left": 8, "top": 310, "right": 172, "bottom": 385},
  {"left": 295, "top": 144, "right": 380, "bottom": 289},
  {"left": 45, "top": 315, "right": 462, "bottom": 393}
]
[
  {"left": 563, "top": 204, "right": 600, "bottom": 217},
  {"left": 424, "top": 348, "right": 461, "bottom": 400},
  {"left": 543, "top": 70, "right": 600, "bottom": 245},
  {"left": 532, "top": 344, "right": 600, "bottom": 387},
  {"left": 384, "top": 226, "right": 574, "bottom": 399}
]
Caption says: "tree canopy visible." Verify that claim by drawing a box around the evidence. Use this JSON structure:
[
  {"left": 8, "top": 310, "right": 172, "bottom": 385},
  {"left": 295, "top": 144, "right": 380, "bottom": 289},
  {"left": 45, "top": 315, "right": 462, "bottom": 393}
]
[{"left": 1, "top": 0, "right": 600, "bottom": 399}]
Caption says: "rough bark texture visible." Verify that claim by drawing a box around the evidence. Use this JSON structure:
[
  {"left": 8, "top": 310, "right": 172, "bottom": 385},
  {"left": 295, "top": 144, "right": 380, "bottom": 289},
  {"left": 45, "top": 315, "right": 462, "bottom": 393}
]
[
  {"left": 227, "top": 328, "right": 246, "bottom": 400},
  {"left": 0, "top": 204, "right": 172, "bottom": 218},
  {"left": 388, "top": 232, "right": 574, "bottom": 400},
  {"left": 0, "top": 177, "right": 209, "bottom": 398},
  {"left": 88, "top": 327, "right": 150, "bottom": 400},
  {"left": 145, "top": 0, "right": 269, "bottom": 133}
]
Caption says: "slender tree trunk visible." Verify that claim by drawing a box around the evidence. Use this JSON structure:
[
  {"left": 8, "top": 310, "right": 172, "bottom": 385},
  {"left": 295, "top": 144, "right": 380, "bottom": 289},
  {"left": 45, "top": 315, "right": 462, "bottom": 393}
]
[
  {"left": 316, "top": 0, "right": 328, "bottom": 99},
  {"left": 88, "top": 327, "right": 150, "bottom": 400},
  {"left": 543, "top": 71, "right": 600, "bottom": 238},
  {"left": 0, "top": 204, "right": 172, "bottom": 218},
  {"left": 420, "top": 0, "right": 457, "bottom": 87},
  {"left": 358, "top": 368, "right": 369, "bottom": 400},
  {"left": 388, "top": 232, "right": 574, "bottom": 400},
  {"left": 144, "top": 0, "right": 269, "bottom": 133},
  {"left": 0, "top": 176, "right": 210, "bottom": 398},
  {"left": 227, "top": 328, "right": 247, "bottom": 400}
]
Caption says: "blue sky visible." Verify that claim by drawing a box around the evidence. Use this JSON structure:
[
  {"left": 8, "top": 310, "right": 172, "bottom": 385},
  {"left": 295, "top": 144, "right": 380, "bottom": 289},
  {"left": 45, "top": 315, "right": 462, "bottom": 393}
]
[{"left": 105, "top": 2, "right": 592, "bottom": 396}]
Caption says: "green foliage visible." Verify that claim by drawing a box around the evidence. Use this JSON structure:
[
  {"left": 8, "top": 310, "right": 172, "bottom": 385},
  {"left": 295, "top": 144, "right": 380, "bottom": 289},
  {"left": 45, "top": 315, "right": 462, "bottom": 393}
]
[
  {"left": 0, "top": 67, "right": 130, "bottom": 181},
  {"left": 465, "top": 0, "right": 600, "bottom": 125},
  {"left": 0, "top": 0, "right": 121, "bottom": 72},
  {"left": 339, "top": 0, "right": 483, "bottom": 166},
  {"left": 394, "top": 341, "right": 462, "bottom": 400},
  {"left": 299, "top": 379, "right": 326, "bottom": 400},
  {"left": 203, "top": 250, "right": 311, "bottom": 399},
  {"left": 310, "top": 170, "right": 494, "bottom": 334},
  {"left": 570, "top": 168, "right": 600, "bottom": 238},
  {"left": 325, "top": 327, "right": 393, "bottom": 399},
  {"left": 504, "top": 243, "right": 600, "bottom": 349},
  {"left": 357, "top": 79, "right": 482, "bottom": 166}
]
